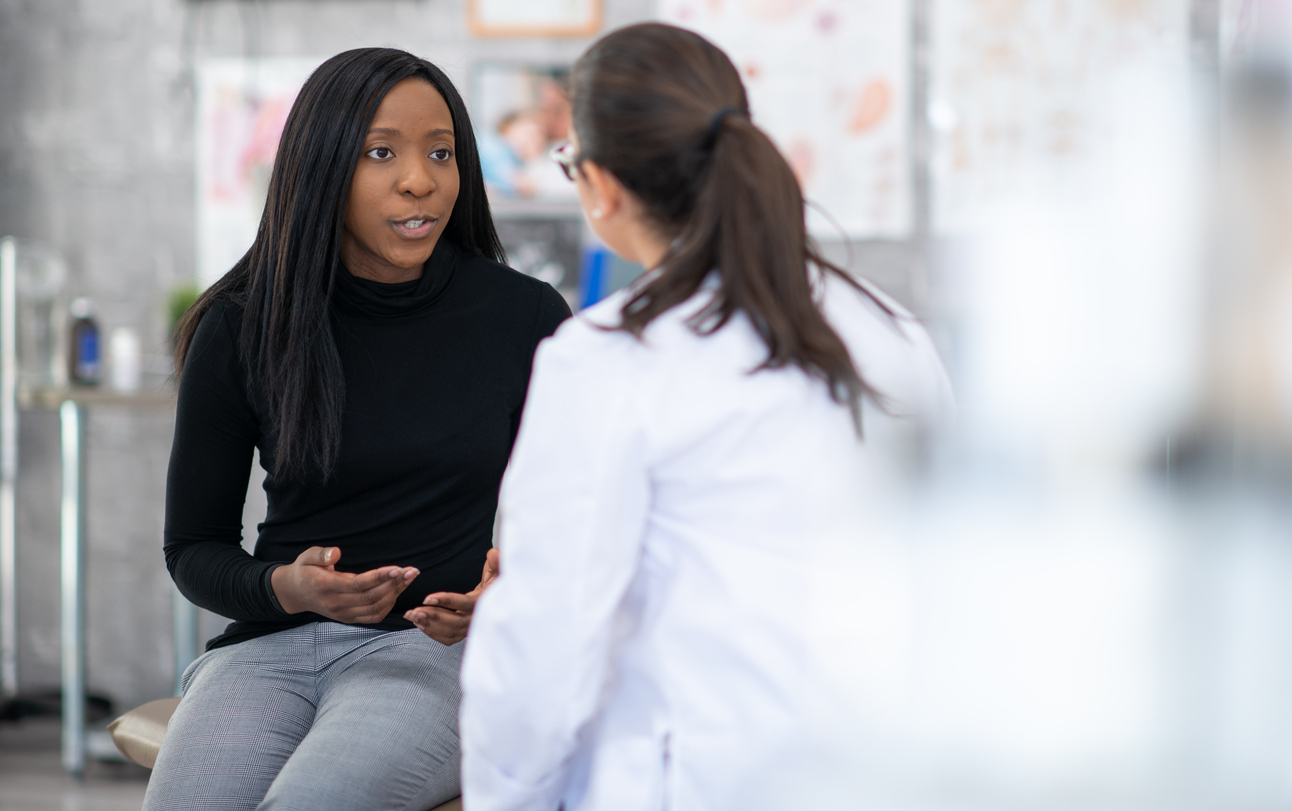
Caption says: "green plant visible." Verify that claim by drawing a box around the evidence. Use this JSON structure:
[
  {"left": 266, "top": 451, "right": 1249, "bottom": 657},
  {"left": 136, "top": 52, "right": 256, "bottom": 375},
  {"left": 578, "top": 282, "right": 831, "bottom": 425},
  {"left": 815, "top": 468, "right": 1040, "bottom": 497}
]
[{"left": 167, "top": 283, "right": 202, "bottom": 348}]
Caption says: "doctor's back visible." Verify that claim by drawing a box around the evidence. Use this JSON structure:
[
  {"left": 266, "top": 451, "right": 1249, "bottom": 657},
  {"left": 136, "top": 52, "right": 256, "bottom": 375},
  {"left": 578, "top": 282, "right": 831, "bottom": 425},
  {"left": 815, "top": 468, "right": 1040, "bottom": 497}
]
[{"left": 460, "top": 22, "right": 953, "bottom": 811}]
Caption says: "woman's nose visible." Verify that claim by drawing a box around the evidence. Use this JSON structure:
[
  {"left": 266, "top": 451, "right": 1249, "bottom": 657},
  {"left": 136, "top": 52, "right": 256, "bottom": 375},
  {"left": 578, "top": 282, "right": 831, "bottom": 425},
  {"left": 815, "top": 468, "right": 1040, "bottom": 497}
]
[{"left": 397, "top": 158, "right": 436, "bottom": 197}]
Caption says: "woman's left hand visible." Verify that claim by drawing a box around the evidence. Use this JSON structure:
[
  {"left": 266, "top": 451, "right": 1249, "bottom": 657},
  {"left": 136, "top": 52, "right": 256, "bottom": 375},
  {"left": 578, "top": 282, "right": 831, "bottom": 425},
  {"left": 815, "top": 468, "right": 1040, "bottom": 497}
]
[{"left": 404, "top": 548, "right": 500, "bottom": 645}]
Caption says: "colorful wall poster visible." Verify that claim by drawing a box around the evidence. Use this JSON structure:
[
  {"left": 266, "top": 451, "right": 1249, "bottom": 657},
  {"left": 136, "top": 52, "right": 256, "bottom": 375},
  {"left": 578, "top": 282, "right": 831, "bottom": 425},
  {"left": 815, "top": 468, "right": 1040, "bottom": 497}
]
[{"left": 196, "top": 58, "right": 321, "bottom": 289}]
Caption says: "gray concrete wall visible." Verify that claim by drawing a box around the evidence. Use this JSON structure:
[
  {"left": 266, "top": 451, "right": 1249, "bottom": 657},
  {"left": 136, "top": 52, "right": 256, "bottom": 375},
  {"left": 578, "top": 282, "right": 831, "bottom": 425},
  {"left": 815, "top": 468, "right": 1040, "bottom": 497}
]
[{"left": 0, "top": 0, "right": 924, "bottom": 712}]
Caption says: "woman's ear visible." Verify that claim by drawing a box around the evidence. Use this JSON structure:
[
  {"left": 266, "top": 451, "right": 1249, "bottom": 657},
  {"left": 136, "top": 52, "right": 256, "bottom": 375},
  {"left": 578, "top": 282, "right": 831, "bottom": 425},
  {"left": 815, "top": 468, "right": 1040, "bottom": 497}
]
[{"left": 579, "top": 160, "right": 625, "bottom": 221}]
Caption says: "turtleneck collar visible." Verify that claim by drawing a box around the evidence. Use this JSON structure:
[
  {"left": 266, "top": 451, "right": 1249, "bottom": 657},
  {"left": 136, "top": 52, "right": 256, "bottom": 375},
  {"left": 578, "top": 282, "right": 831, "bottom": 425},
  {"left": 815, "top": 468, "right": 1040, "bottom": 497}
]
[{"left": 333, "top": 238, "right": 458, "bottom": 319}]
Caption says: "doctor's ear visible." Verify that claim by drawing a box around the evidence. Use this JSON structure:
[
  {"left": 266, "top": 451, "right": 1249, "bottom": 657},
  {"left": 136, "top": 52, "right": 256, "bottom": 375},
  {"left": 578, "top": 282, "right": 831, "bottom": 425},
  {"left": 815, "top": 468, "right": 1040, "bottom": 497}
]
[{"left": 578, "top": 160, "right": 625, "bottom": 221}]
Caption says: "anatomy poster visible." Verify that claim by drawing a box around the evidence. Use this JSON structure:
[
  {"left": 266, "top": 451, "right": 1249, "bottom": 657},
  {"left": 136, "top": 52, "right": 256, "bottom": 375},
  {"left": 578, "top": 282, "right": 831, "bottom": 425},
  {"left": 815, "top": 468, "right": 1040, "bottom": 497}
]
[
  {"left": 929, "top": 0, "right": 1190, "bottom": 234},
  {"left": 196, "top": 59, "right": 321, "bottom": 288},
  {"left": 657, "top": 0, "right": 912, "bottom": 239}
]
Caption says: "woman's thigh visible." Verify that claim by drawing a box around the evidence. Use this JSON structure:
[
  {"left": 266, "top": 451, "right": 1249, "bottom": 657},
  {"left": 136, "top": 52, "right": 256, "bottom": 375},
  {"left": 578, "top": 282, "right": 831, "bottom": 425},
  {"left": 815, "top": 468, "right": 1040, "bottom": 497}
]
[
  {"left": 142, "top": 631, "right": 320, "bottom": 811},
  {"left": 259, "top": 629, "right": 464, "bottom": 811}
]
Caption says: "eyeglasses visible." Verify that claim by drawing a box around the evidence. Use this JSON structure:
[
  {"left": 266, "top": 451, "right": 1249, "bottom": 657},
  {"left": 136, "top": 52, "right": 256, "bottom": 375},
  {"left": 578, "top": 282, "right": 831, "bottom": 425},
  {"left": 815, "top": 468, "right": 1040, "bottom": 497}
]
[{"left": 549, "top": 141, "right": 583, "bottom": 181}]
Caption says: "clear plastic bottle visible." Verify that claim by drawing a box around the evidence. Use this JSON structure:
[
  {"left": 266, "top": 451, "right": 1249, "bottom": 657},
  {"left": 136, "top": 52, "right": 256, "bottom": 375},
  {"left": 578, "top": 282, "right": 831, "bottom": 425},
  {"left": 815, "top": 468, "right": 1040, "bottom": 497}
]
[{"left": 68, "top": 297, "right": 101, "bottom": 386}]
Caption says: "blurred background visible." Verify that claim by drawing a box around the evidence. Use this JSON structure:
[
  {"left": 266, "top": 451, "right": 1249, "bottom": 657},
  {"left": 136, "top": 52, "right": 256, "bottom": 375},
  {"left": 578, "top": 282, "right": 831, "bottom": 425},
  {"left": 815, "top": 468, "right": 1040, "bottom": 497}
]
[{"left": 3, "top": 0, "right": 1292, "bottom": 808}]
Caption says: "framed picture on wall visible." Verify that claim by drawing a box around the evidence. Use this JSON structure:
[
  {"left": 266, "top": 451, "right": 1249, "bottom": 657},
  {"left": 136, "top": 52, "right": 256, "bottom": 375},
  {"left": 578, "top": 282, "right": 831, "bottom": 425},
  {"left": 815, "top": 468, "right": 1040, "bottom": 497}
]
[
  {"left": 467, "top": 0, "right": 602, "bottom": 37},
  {"left": 471, "top": 62, "right": 578, "bottom": 203}
]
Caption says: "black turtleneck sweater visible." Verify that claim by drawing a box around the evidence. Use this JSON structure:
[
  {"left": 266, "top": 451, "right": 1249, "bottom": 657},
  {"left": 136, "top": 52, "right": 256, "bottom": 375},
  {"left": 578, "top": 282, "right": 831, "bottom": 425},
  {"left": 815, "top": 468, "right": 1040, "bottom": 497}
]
[{"left": 164, "top": 240, "right": 571, "bottom": 650}]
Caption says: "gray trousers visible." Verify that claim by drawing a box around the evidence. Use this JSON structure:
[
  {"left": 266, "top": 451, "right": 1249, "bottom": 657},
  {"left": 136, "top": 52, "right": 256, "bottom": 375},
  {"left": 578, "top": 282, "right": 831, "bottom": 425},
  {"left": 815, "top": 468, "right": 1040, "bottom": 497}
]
[{"left": 142, "top": 622, "right": 462, "bottom": 811}]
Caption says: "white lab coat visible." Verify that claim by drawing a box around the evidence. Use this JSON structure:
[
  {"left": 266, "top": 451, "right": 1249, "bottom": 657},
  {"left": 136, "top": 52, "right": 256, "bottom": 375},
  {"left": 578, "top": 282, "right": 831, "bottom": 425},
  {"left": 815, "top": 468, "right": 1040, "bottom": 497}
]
[{"left": 460, "top": 271, "right": 953, "bottom": 811}]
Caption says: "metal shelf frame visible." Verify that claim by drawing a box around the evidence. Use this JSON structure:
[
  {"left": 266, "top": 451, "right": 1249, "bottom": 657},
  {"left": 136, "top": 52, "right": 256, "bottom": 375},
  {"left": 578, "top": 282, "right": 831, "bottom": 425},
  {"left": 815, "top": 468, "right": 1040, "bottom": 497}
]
[{"left": 1, "top": 236, "right": 188, "bottom": 774}]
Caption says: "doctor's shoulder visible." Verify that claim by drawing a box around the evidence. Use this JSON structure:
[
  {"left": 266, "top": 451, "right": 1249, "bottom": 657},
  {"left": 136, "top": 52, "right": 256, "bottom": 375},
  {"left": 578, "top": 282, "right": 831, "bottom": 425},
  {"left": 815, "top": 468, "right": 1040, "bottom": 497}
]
[{"left": 822, "top": 272, "right": 955, "bottom": 424}]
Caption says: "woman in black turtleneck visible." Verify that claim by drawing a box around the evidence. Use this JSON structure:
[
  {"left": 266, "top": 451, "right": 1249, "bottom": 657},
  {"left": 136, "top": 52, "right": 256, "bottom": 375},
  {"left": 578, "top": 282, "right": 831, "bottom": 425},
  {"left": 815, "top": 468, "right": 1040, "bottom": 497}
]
[{"left": 142, "top": 49, "right": 569, "bottom": 811}]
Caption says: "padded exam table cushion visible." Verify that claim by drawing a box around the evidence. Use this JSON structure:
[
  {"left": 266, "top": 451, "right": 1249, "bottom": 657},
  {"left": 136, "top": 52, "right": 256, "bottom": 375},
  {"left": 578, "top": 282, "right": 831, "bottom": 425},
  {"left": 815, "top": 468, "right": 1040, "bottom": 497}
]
[
  {"left": 107, "top": 697, "right": 179, "bottom": 769},
  {"left": 108, "top": 698, "right": 463, "bottom": 810}
]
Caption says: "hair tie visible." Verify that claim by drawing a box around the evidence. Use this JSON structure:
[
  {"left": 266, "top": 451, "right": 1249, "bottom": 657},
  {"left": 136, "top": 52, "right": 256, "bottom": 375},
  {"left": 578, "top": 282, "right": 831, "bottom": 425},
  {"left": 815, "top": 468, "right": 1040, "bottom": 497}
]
[{"left": 705, "top": 106, "right": 745, "bottom": 147}]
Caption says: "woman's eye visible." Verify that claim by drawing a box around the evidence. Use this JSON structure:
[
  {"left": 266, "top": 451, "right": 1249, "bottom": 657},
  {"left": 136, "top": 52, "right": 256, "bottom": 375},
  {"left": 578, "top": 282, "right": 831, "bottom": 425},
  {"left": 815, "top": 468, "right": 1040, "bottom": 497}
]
[
  {"left": 366, "top": 147, "right": 393, "bottom": 160},
  {"left": 431, "top": 148, "right": 453, "bottom": 161}
]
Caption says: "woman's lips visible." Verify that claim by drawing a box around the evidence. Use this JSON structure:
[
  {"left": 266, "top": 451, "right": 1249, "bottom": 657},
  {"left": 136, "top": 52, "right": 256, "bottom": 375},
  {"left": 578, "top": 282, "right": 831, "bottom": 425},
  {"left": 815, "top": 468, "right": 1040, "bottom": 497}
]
[{"left": 392, "top": 218, "right": 435, "bottom": 239}]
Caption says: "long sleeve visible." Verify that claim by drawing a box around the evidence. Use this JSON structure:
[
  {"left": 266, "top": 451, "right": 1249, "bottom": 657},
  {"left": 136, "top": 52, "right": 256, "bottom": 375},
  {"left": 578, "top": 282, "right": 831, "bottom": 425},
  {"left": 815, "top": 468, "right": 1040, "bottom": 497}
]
[
  {"left": 163, "top": 302, "right": 288, "bottom": 623},
  {"left": 460, "top": 319, "right": 652, "bottom": 811}
]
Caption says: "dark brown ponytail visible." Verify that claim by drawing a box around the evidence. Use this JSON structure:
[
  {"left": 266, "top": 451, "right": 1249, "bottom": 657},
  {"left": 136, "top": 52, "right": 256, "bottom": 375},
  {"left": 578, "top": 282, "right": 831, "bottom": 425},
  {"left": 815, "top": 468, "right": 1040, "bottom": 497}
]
[{"left": 570, "top": 23, "right": 892, "bottom": 430}]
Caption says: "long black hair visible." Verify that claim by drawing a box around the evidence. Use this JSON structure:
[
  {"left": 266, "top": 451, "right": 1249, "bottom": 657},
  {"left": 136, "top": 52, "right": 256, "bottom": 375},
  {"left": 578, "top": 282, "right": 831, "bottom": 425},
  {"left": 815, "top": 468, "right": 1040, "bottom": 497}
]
[
  {"left": 570, "top": 24, "right": 891, "bottom": 429},
  {"left": 176, "top": 47, "right": 504, "bottom": 481}
]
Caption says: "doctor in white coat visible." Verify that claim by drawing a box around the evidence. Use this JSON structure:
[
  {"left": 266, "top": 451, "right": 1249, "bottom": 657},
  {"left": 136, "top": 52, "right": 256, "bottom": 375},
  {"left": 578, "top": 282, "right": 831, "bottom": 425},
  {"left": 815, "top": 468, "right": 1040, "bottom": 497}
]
[{"left": 453, "top": 22, "right": 952, "bottom": 811}]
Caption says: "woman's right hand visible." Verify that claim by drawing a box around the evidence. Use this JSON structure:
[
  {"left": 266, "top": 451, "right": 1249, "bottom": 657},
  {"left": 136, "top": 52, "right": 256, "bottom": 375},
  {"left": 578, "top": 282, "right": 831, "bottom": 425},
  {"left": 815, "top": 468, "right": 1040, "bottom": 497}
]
[{"left": 270, "top": 546, "right": 419, "bottom": 624}]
